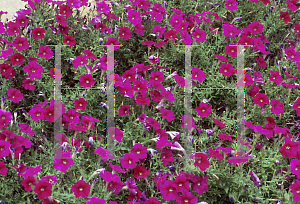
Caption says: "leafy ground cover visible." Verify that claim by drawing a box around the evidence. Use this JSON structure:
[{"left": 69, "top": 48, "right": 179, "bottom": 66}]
[{"left": 0, "top": 0, "right": 300, "bottom": 203}]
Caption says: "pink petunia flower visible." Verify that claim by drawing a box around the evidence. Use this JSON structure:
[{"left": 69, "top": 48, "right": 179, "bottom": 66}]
[
  {"left": 38, "top": 46, "right": 53, "bottom": 60},
  {"left": 133, "top": 166, "right": 150, "bottom": 180},
  {"left": 53, "top": 151, "right": 74, "bottom": 173},
  {"left": 130, "top": 143, "right": 148, "bottom": 160},
  {"left": 195, "top": 102, "right": 212, "bottom": 118},
  {"left": 289, "top": 179, "right": 300, "bottom": 202},
  {"left": 21, "top": 176, "right": 36, "bottom": 191},
  {"left": 120, "top": 153, "right": 139, "bottom": 169},
  {"left": 219, "top": 63, "right": 235, "bottom": 77},
  {"left": 293, "top": 98, "right": 300, "bottom": 116},
  {"left": 105, "top": 37, "right": 120, "bottom": 50},
  {"left": 176, "top": 191, "right": 197, "bottom": 204},
  {"left": 255, "top": 56, "right": 267, "bottom": 68},
  {"left": 118, "top": 105, "right": 130, "bottom": 116},
  {"left": 10, "top": 53, "right": 25, "bottom": 65},
  {"left": 96, "top": 1, "right": 110, "bottom": 14},
  {"left": 95, "top": 146, "right": 114, "bottom": 161},
  {"left": 253, "top": 93, "right": 269, "bottom": 107},
  {"left": 23, "top": 61, "right": 44, "bottom": 79},
  {"left": 194, "top": 152, "right": 210, "bottom": 171},
  {"left": 225, "top": 44, "right": 240, "bottom": 58},
  {"left": 79, "top": 74, "right": 95, "bottom": 88},
  {"left": 74, "top": 98, "right": 88, "bottom": 111},
  {"left": 63, "top": 35, "right": 76, "bottom": 47},
  {"left": 160, "top": 180, "right": 178, "bottom": 201},
  {"left": 219, "top": 133, "right": 233, "bottom": 142},
  {"left": 108, "top": 127, "right": 123, "bottom": 143},
  {"left": 133, "top": 23, "right": 145, "bottom": 36},
  {"left": 28, "top": 107, "right": 45, "bottom": 121},
  {"left": 247, "top": 21, "right": 264, "bottom": 35},
  {"left": 119, "top": 26, "right": 132, "bottom": 40},
  {"left": 290, "top": 159, "right": 300, "bottom": 177},
  {"left": 280, "top": 11, "right": 291, "bottom": 23},
  {"left": 72, "top": 180, "right": 90, "bottom": 198},
  {"left": 226, "top": 0, "right": 238, "bottom": 12},
  {"left": 73, "top": 54, "right": 88, "bottom": 69},
  {"left": 279, "top": 137, "right": 299, "bottom": 158},
  {"left": 270, "top": 99, "right": 285, "bottom": 117},
  {"left": 7, "top": 89, "right": 23, "bottom": 103},
  {"left": 19, "top": 123, "right": 35, "bottom": 136},
  {"left": 86, "top": 197, "right": 107, "bottom": 204},
  {"left": 191, "top": 28, "right": 207, "bottom": 43},
  {"left": 32, "top": 28, "right": 45, "bottom": 39},
  {"left": 191, "top": 67, "right": 206, "bottom": 83},
  {"left": 222, "top": 23, "right": 241, "bottom": 37},
  {"left": 160, "top": 108, "right": 175, "bottom": 122},
  {"left": 34, "top": 181, "right": 52, "bottom": 199},
  {"left": 12, "top": 37, "right": 29, "bottom": 51},
  {"left": 128, "top": 10, "right": 142, "bottom": 26},
  {"left": 269, "top": 70, "right": 282, "bottom": 85}
]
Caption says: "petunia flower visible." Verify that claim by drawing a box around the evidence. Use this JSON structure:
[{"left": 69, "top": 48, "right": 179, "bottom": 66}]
[
  {"left": 105, "top": 37, "right": 120, "bottom": 50},
  {"left": 32, "top": 27, "right": 45, "bottom": 39},
  {"left": 133, "top": 23, "right": 145, "bottom": 36},
  {"left": 19, "top": 123, "right": 35, "bottom": 136},
  {"left": 270, "top": 99, "right": 285, "bottom": 117},
  {"left": 86, "top": 197, "right": 107, "bottom": 204},
  {"left": 38, "top": 46, "right": 53, "bottom": 60},
  {"left": 53, "top": 151, "right": 74, "bottom": 173},
  {"left": 21, "top": 175, "right": 36, "bottom": 191},
  {"left": 74, "top": 98, "right": 88, "bottom": 111},
  {"left": 34, "top": 181, "right": 52, "bottom": 199},
  {"left": 120, "top": 153, "right": 139, "bottom": 169},
  {"left": 23, "top": 61, "right": 44, "bottom": 79},
  {"left": 63, "top": 35, "right": 76, "bottom": 47},
  {"left": 164, "top": 30, "right": 178, "bottom": 41},
  {"left": 119, "top": 26, "right": 132, "bottom": 40},
  {"left": 195, "top": 102, "right": 212, "bottom": 118},
  {"left": 12, "top": 37, "right": 29, "bottom": 51},
  {"left": 148, "top": 55, "right": 160, "bottom": 64},
  {"left": 128, "top": 10, "right": 142, "bottom": 26},
  {"left": 290, "top": 159, "right": 300, "bottom": 177},
  {"left": 269, "top": 70, "right": 283, "bottom": 85},
  {"left": 10, "top": 53, "right": 25, "bottom": 65},
  {"left": 280, "top": 11, "right": 291, "bottom": 23},
  {"left": 22, "top": 79, "right": 35, "bottom": 91},
  {"left": 191, "top": 67, "right": 206, "bottom": 83},
  {"left": 226, "top": 0, "right": 238, "bottom": 12},
  {"left": 222, "top": 23, "right": 241, "bottom": 37},
  {"left": 160, "top": 180, "right": 178, "bottom": 201},
  {"left": 255, "top": 56, "right": 266, "bottom": 68},
  {"left": 253, "top": 93, "right": 269, "bottom": 107},
  {"left": 133, "top": 166, "right": 150, "bottom": 180},
  {"left": 289, "top": 179, "right": 300, "bottom": 202},
  {"left": 219, "top": 63, "right": 235, "bottom": 77},
  {"left": 279, "top": 137, "right": 299, "bottom": 158},
  {"left": 160, "top": 108, "right": 175, "bottom": 122},
  {"left": 225, "top": 44, "right": 239, "bottom": 58},
  {"left": 108, "top": 127, "right": 123, "bottom": 143},
  {"left": 219, "top": 133, "right": 233, "bottom": 142},
  {"left": 7, "top": 89, "right": 23, "bottom": 103},
  {"left": 176, "top": 191, "right": 197, "bottom": 204},
  {"left": 130, "top": 143, "right": 148, "bottom": 160},
  {"left": 191, "top": 28, "right": 207, "bottom": 43},
  {"left": 73, "top": 54, "right": 88, "bottom": 69},
  {"left": 96, "top": 1, "right": 110, "bottom": 14},
  {"left": 79, "top": 74, "right": 95, "bottom": 88},
  {"left": 293, "top": 98, "right": 300, "bottom": 116},
  {"left": 72, "top": 180, "right": 90, "bottom": 198},
  {"left": 247, "top": 21, "right": 264, "bottom": 35},
  {"left": 194, "top": 152, "right": 210, "bottom": 171},
  {"left": 191, "top": 174, "right": 208, "bottom": 195}
]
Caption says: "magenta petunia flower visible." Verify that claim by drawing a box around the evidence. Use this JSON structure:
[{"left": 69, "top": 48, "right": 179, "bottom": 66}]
[
  {"left": 172, "top": 175, "right": 189, "bottom": 193},
  {"left": 24, "top": 61, "right": 44, "bottom": 79},
  {"left": 293, "top": 98, "right": 300, "bottom": 116},
  {"left": 21, "top": 176, "right": 36, "bottom": 191},
  {"left": 151, "top": 11, "right": 163, "bottom": 23},
  {"left": 108, "top": 127, "right": 123, "bottom": 143},
  {"left": 0, "top": 110, "right": 12, "bottom": 129},
  {"left": 74, "top": 98, "right": 88, "bottom": 111},
  {"left": 79, "top": 74, "right": 95, "bottom": 88},
  {"left": 191, "top": 67, "right": 206, "bottom": 83},
  {"left": 253, "top": 93, "right": 269, "bottom": 107},
  {"left": 225, "top": 44, "right": 239, "bottom": 58},
  {"left": 195, "top": 102, "right": 212, "bottom": 118},
  {"left": 280, "top": 11, "right": 291, "bottom": 23},
  {"left": 118, "top": 105, "right": 130, "bottom": 116},
  {"left": 219, "top": 133, "right": 233, "bottom": 142},
  {"left": 279, "top": 138, "right": 299, "bottom": 158},
  {"left": 6, "top": 21, "right": 20, "bottom": 36},
  {"left": 222, "top": 23, "right": 241, "bottom": 37},
  {"left": 22, "top": 78, "right": 36, "bottom": 90},
  {"left": 269, "top": 70, "right": 282, "bottom": 85},
  {"left": 86, "top": 197, "right": 107, "bottom": 204},
  {"left": 59, "top": 4, "right": 73, "bottom": 18},
  {"left": 71, "top": 180, "right": 90, "bottom": 198},
  {"left": 176, "top": 191, "right": 197, "bottom": 204},
  {"left": 290, "top": 159, "right": 300, "bottom": 177},
  {"left": 144, "top": 197, "right": 162, "bottom": 204},
  {"left": 226, "top": 0, "right": 238, "bottom": 12},
  {"left": 160, "top": 108, "right": 175, "bottom": 122},
  {"left": 161, "top": 89, "right": 176, "bottom": 103},
  {"left": 38, "top": 46, "right": 53, "bottom": 60},
  {"left": 28, "top": 107, "right": 45, "bottom": 121},
  {"left": 180, "top": 31, "right": 193, "bottom": 45},
  {"left": 128, "top": 10, "right": 142, "bottom": 26},
  {"left": 133, "top": 23, "right": 145, "bottom": 36},
  {"left": 247, "top": 21, "right": 264, "bottom": 35},
  {"left": 120, "top": 153, "right": 139, "bottom": 169},
  {"left": 152, "top": 25, "right": 165, "bottom": 38},
  {"left": 10, "top": 52, "right": 25, "bottom": 65},
  {"left": 228, "top": 151, "right": 249, "bottom": 165},
  {"left": 160, "top": 180, "right": 178, "bottom": 201},
  {"left": 287, "top": 0, "right": 299, "bottom": 11},
  {"left": 133, "top": 166, "right": 150, "bottom": 180},
  {"left": 194, "top": 152, "right": 210, "bottom": 171},
  {"left": 119, "top": 26, "right": 132, "bottom": 40},
  {"left": 34, "top": 181, "right": 52, "bottom": 199},
  {"left": 270, "top": 99, "right": 285, "bottom": 117},
  {"left": 219, "top": 63, "right": 235, "bottom": 77},
  {"left": 53, "top": 151, "right": 74, "bottom": 173},
  {"left": 191, "top": 28, "right": 206, "bottom": 43},
  {"left": 19, "top": 123, "right": 35, "bottom": 136},
  {"left": 105, "top": 37, "right": 120, "bottom": 50},
  {"left": 191, "top": 174, "right": 208, "bottom": 195},
  {"left": 32, "top": 27, "right": 45, "bottom": 39},
  {"left": 212, "top": 118, "right": 226, "bottom": 128},
  {"left": 164, "top": 30, "right": 178, "bottom": 40},
  {"left": 0, "top": 141, "right": 11, "bottom": 158},
  {"left": 95, "top": 146, "right": 114, "bottom": 161},
  {"left": 73, "top": 54, "right": 88, "bottom": 69},
  {"left": 12, "top": 37, "right": 29, "bottom": 51},
  {"left": 255, "top": 56, "right": 267, "bottom": 68},
  {"left": 63, "top": 35, "right": 76, "bottom": 47},
  {"left": 7, "top": 88, "right": 23, "bottom": 103},
  {"left": 96, "top": 1, "right": 110, "bottom": 14},
  {"left": 130, "top": 143, "right": 147, "bottom": 160},
  {"left": 148, "top": 54, "right": 160, "bottom": 64},
  {"left": 289, "top": 179, "right": 300, "bottom": 202}
]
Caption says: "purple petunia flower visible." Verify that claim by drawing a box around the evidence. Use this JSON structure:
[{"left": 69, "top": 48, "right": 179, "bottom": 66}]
[{"left": 249, "top": 170, "right": 263, "bottom": 187}]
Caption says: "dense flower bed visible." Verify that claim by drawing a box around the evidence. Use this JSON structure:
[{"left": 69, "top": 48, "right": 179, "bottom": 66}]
[{"left": 0, "top": 0, "right": 300, "bottom": 203}]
